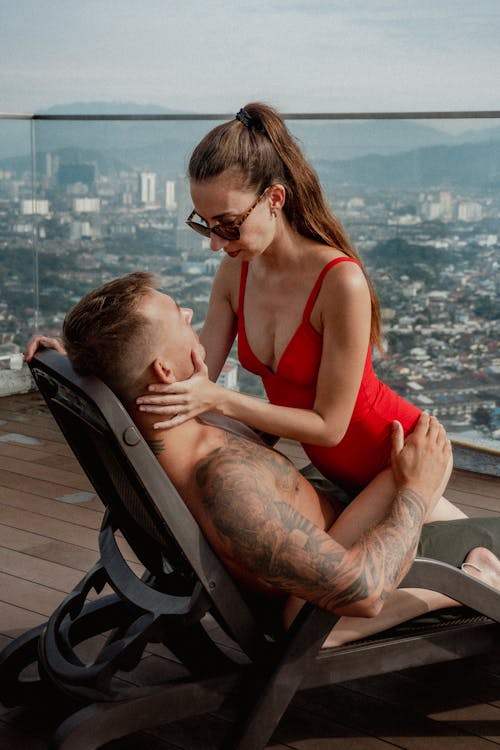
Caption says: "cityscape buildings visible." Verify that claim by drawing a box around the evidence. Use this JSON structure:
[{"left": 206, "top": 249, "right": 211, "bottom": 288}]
[{"left": 0, "top": 116, "right": 498, "bottom": 449}]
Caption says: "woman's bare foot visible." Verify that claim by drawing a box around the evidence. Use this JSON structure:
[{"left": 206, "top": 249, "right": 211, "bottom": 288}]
[{"left": 462, "top": 547, "right": 500, "bottom": 590}]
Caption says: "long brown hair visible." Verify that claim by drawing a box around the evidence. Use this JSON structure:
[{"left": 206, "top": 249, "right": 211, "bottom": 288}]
[{"left": 189, "top": 102, "right": 382, "bottom": 349}]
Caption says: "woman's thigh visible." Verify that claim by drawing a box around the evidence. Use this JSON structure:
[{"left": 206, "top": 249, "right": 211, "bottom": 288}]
[{"left": 328, "top": 465, "right": 465, "bottom": 548}]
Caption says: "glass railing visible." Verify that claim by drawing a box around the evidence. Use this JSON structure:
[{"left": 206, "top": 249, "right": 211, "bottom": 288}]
[{"left": 0, "top": 110, "right": 499, "bottom": 456}]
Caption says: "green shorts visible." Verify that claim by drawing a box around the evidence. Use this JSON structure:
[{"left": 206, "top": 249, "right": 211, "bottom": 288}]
[{"left": 418, "top": 517, "right": 500, "bottom": 567}]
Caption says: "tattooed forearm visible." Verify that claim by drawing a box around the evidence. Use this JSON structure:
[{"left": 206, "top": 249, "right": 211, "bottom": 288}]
[
  {"left": 345, "top": 488, "right": 426, "bottom": 608},
  {"left": 195, "top": 437, "right": 427, "bottom": 617}
]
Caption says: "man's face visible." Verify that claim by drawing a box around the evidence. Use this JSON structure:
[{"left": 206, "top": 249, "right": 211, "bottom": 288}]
[{"left": 138, "top": 289, "right": 205, "bottom": 379}]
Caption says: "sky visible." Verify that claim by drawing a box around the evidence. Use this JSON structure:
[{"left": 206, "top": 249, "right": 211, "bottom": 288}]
[{"left": 1, "top": 0, "right": 500, "bottom": 118}]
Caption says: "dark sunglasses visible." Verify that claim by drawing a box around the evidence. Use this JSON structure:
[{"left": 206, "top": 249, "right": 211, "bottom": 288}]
[{"left": 186, "top": 188, "right": 269, "bottom": 241}]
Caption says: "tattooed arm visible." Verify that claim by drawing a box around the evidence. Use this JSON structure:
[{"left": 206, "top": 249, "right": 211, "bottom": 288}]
[{"left": 195, "top": 438, "right": 428, "bottom": 618}]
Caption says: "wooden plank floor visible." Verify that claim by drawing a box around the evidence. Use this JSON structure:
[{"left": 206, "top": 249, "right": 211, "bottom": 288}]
[{"left": 1, "top": 390, "right": 499, "bottom": 750}]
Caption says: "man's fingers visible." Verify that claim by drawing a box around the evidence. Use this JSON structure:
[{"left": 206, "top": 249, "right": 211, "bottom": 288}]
[
  {"left": 391, "top": 420, "right": 404, "bottom": 455},
  {"left": 413, "top": 412, "right": 430, "bottom": 437},
  {"left": 427, "top": 415, "right": 448, "bottom": 448}
]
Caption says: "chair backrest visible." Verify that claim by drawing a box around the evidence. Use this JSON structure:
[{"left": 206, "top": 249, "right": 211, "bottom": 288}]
[{"left": 29, "top": 350, "right": 268, "bottom": 658}]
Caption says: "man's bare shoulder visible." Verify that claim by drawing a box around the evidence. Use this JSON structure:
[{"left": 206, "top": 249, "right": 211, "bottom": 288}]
[{"left": 194, "top": 428, "right": 298, "bottom": 498}]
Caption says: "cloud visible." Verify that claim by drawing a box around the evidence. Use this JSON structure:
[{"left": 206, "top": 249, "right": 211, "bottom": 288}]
[{"left": 1, "top": 0, "right": 500, "bottom": 112}]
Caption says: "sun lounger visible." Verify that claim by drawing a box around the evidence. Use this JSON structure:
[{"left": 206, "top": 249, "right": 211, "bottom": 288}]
[{"left": 0, "top": 349, "right": 498, "bottom": 749}]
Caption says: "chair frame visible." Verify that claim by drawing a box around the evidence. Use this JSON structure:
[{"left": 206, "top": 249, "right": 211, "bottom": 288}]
[{"left": 1, "top": 349, "right": 499, "bottom": 750}]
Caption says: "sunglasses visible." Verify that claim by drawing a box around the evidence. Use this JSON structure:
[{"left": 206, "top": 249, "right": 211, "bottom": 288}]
[{"left": 186, "top": 188, "right": 269, "bottom": 241}]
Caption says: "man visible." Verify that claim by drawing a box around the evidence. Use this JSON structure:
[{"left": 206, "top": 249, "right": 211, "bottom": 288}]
[{"left": 25, "top": 272, "right": 500, "bottom": 645}]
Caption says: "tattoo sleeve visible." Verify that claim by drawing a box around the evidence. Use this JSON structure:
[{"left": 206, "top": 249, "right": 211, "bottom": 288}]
[{"left": 195, "top": 436, "right": 427, "bottom": 616}]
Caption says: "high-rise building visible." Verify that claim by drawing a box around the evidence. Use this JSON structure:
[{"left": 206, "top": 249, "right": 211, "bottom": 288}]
[
  {"left": 457, "top": 201, "right": 482, "bottom": 222},
  {"left": 175, "top": 175, "right": 203, "bottom": 252},
  {"left": 139, "top": 172, "right": 157, "bottom": 206},
  {"left": 165, "top": 180, "right": 177, "bottom": 211},
  {"left": 421, "top": 201, "right": 442, "bottom": 221},
  {"left": 439, "top": 191, "right": 453, "bottom": 221},
  {"left": 21, "top": 199, "right": 50, "bottom": 216},
  {"left": 73, "top": 197, "right": 101, "bottom": 213}
]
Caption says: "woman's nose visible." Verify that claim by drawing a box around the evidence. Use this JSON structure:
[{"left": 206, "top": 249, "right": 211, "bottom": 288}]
[
  {"left": 209, "top": 232, "right": 229, "bottom": 252},
  {"left": 181, "top": 308, "right": 194, "bottom": 325}
]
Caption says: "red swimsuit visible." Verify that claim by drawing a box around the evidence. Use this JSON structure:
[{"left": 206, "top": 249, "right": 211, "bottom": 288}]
[{"left": 237, "top": 257, "right": 421, "bottom": 492}]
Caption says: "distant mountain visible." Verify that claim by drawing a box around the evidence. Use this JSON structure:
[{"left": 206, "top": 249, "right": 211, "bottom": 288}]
[
  {"left": 1, "top": 100, "right": 499, "bottom": 164},
  {"left": 0, "top": 102, "right": 219, "bottom": 163},
  {"left": 37, "top": 102, "right": 183, "bottom": 115},
  {"left": 3, "top": 134, "right": 498, "bottom": 192},
  {"left": 0, "top": 146, "right": 128, "bottom": 177},
  {"left": 292, "top": 119, "right": 454, "bottom": 161},
  {"left": 454, "top": 124, "right": 500, "bottom": 144},
  {"left": 317, "top": 139, "right": 500, "bottom": 189}
]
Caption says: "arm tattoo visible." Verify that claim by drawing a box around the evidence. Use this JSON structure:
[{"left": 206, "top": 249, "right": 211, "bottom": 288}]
[
  {"left": 195, "top": 435, "right": 427, "bottom": 614},
  {"left": 146, "top": 438, "right": 165, "bottom": 456}
]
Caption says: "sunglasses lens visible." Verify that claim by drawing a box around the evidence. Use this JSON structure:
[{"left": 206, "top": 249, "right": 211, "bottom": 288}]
[
  {"left": 187, "top": 220, "right": 211, "bottom": 238},
  {"left": 186, "top": 215, "right": 240, "bottom": 241},
  {"left": 213, "top": 225, "right": 239, "bottom": 241}
]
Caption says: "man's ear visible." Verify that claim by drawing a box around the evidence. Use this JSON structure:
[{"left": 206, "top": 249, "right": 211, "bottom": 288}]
[{"left": 152, "top": 357, "right": 176, "bottom": 384}]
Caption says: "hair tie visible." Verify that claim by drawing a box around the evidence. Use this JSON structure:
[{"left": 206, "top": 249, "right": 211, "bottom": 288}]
[{"left": 235, "top": 108, "right": 254, "bottom": 129}]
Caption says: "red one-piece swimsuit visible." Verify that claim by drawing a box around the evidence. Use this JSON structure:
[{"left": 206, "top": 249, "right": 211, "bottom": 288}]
[{"left": 237, "top": 257, "right": 422, "bottom": 492}]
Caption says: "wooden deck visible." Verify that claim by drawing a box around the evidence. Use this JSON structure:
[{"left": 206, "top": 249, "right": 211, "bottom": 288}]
[{"left": 1, "top": 390, "right": 499, "bottom": 750}]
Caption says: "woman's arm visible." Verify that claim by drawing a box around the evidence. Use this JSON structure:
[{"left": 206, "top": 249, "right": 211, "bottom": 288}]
[
  {"left": 139, "top": 262, "right": 372, "bottom": 447},
  {"left": 216, "top": 261, "right": 370, "bottom": 444},
  {"left": 199, "top": 258, "right": 238, "bottom": 382}
]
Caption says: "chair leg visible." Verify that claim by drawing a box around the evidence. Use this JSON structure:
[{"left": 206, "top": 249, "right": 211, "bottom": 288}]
[
  {"left": 223, "top": 606, "right": 337, "bottom": 750},
  {"left": 49, "top": 674, "right": 241, "bottom": 750},
  {"left": 0, "top": 624, "right": 54, "bottom": 707},
  {"left": 222, "top": 664, "right": 306, "bottom": 750}
]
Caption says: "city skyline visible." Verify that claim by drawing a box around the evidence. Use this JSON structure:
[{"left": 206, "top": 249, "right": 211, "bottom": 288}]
[
  {"left": 1, "top": 1, "right": 500, "bottom": 118},
  {"left": 1, "top": 129, "right": 498, "bottom": 446}
]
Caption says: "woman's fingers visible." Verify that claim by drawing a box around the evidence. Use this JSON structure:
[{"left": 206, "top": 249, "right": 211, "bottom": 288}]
[
  {"left": 139, "top": 403, "right": 187, "bottom": 414},
  {"left": 153, "top": 414, "right": 190, "bottom": 430},
  {"left": 24, "top": 335, "right": 66, "bottom": 361}
]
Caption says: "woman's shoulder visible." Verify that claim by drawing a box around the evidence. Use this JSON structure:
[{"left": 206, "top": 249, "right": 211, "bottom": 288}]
[
  {"left": 315, "top": 251, "right": 370, "bottom": 304},
  {"left": 212, "top": 256, "right": 245, "bottom": 310},
  {"left": 214, "top": 255, "right": 244, "bottom": 284},
  {"left": 309, "top": 245, "right": 365, "bottom": 281}
]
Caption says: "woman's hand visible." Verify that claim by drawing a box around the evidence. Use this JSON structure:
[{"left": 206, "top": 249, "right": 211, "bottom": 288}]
[
  {"left": 136, "top": 349, "right": 222, "bottom": 429},
  {"left": 24, "top": 335, "right": 67, "bottom": 362}
]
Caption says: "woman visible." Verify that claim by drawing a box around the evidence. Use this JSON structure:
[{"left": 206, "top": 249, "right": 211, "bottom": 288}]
[{"left": 137, "top": 102, "right": 464, "bottom": 520}]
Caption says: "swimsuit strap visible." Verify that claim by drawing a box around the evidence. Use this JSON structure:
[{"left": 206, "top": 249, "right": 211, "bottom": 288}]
[
  {"left": 240, "top": 257, "right": 358, "bottom": 321},
  {"left": 302, "top": 257, "right": 359, "bottom": 322},
  {"left": 238, "top": 261, "right": 250, "bottom": 316}
]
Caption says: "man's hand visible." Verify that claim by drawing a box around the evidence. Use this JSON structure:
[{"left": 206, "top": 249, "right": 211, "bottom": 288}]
[
  {"left": 24, "top": 335, "right": 66, "bottom": 363},
  {"left": 391, "top": 414, "right": 452, "bottom": 513}
]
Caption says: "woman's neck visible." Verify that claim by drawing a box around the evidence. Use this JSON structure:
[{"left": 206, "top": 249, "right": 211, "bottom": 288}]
[
  {"left": 258, "top": 222, "right": 326, "bottom": 273},
  {"left": 259, "top": 222, "right": 304, "bottom": 270}
]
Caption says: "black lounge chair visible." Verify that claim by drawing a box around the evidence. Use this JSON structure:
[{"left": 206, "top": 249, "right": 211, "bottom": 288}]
[{"left": 1, "top": 349, "right": 499, "bottom": 750}]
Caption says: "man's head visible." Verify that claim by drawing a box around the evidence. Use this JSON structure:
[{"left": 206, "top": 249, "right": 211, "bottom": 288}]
[{"left": 63, "top": 272, "right": 202, "bottom": 402}]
